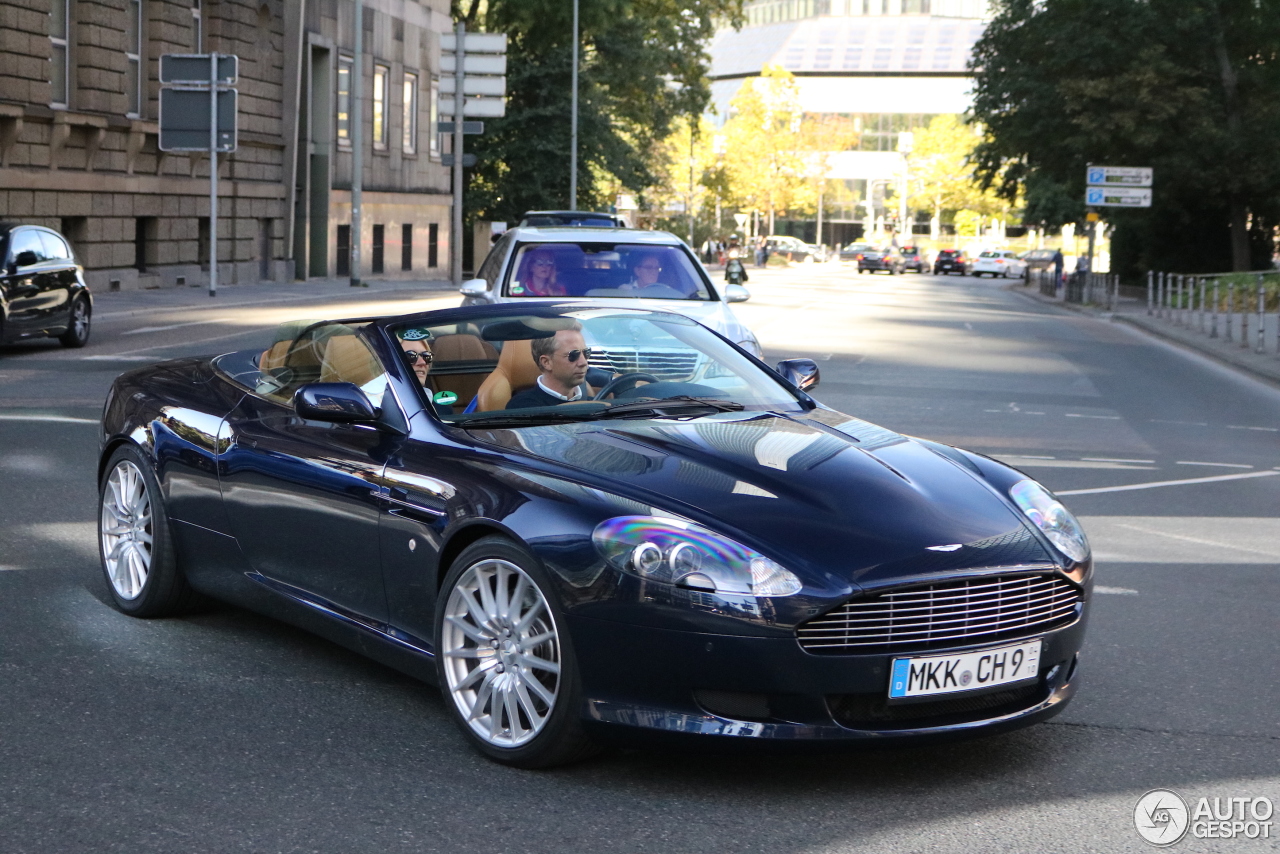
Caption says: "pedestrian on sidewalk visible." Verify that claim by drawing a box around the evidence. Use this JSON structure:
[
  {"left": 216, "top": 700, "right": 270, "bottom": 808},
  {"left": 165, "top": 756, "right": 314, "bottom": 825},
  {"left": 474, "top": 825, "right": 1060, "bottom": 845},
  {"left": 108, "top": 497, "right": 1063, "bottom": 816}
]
[{"left": 1052, "top": 248, "right": 1064, "bottom": 285}]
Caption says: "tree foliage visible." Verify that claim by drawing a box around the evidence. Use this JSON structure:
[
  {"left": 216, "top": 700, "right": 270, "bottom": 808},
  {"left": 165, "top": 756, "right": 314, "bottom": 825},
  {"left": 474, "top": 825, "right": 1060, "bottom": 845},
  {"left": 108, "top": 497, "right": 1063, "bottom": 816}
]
[
  {"left": 908, "top": 114, "right": 1011, "bottom": 221},
  {"left": 970, "top": 0, "right": 1280, "bottom": 273},
  {"left": 457, "top": 0, "right": 744, "bottom": 224}
]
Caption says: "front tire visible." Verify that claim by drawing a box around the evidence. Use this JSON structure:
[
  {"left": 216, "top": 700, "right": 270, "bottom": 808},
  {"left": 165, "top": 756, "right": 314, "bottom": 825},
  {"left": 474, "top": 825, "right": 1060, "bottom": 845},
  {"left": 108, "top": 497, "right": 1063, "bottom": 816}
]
[
  {"left": 59, "top": 297, "right": 91, "bottom": 348},
  {"left": 98, "top": 445, "right": 202, "bottom": 616},
  {"left": 436, "top": 536, "right": 598, "bottom": 768}
]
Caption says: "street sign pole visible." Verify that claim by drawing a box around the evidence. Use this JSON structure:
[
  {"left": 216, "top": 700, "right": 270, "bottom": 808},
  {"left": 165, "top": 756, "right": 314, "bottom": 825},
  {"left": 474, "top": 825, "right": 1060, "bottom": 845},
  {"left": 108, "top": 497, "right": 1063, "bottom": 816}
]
[
  {"left": 350, "top": 0, "right": 363, "bottom": 287},
  {"left": 569, "top": 0, "right": 579, "bottom": 210},
  {"left": 451, "top": 21, "right": 466, "bottom": 286},
  {"left": 209, "top": 52, "right": 218, "bottom": 297}
]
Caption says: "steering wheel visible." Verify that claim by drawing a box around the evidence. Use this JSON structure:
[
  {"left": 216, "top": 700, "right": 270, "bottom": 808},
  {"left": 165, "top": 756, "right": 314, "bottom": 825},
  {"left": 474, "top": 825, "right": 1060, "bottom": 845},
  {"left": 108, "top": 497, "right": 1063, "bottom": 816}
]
[{"left": 593, "top": 372, "right": 660, "bottom": 400}]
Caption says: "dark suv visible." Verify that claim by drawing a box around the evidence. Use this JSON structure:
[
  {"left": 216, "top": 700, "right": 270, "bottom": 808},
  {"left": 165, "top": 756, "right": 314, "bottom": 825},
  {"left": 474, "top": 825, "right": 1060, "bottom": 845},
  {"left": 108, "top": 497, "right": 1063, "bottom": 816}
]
[
  {"left": 933, "top": 249, "right": 969, "bottom": 276},
  {"left": 0, "top": 223, "right": 92, "bottom": 348}
]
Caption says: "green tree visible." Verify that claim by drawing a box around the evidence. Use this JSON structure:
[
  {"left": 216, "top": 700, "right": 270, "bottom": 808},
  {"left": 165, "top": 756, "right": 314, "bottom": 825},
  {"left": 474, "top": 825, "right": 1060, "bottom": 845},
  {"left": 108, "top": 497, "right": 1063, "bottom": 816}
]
[
  {"left": 908, "top": 114, "right": 1012, "bottom": 224},
  {"left": 970, "top": 0, "right": 1280, "bottom": 273},
  {"left": 456, "top": 0, "right": 744, "bottom": 225}
]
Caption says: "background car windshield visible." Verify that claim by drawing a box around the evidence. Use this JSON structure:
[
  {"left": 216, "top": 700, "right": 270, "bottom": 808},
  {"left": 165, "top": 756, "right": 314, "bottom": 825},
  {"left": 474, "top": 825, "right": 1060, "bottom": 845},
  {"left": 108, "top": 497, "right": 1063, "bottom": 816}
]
[
  {"left": 387, "top": 310, "right": 798, "bottom": 417},
  {"left": 504, "top": 243, "right": 711, "bottom": 300}
]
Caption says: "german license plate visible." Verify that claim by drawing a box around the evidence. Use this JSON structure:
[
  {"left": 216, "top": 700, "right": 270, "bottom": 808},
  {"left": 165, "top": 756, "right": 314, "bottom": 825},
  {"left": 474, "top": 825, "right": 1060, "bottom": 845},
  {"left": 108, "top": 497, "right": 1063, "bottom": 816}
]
[{"left": 888, "top": 639, "right": 1041, "bottom": 699}]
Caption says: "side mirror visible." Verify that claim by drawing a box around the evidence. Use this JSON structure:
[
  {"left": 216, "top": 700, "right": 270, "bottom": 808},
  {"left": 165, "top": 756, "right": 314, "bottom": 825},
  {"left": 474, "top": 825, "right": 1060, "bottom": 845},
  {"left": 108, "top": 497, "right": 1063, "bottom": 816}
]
[
  {"left": 293, "top": 382, "right": 377, "bottom": 423},
  {"left": 459, "top": 278, "right": 489, "bottom": 298},
  {"left": 724, "top": 284, "right": 750, "bottom": 303},
  {"left": 775, "top": 358, "right": 820, "bottom": 392},
  {"left": 14, "top": 250, "right": 39, "bottom": 268}
]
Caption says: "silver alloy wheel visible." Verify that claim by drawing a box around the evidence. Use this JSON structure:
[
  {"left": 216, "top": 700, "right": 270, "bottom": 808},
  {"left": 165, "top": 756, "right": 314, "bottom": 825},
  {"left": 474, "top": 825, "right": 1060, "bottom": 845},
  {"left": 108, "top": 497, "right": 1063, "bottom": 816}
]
[
  {"left": 441, "top": 558, "right": 562, "bottom": 748},
  {"left": 100, "top": 460, "right": 153, "bottom": 600},
  {"left": 71, "top": 300, "right": 89, "bottom": 340}
]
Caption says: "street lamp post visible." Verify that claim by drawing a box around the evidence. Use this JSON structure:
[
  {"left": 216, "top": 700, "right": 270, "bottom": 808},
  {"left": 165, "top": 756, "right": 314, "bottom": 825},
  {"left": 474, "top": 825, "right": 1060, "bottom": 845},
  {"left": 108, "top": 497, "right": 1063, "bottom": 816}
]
[
  {"left": 350, "top": 0, "right": 363, "bottom": 286},
  {"left": 569, "top": 0, "right": 578, "bottom": 209}
]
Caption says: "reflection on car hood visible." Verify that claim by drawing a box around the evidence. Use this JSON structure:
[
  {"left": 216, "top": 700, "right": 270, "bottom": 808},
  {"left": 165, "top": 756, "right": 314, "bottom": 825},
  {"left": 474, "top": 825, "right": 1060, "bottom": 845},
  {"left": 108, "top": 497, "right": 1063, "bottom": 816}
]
[{"left": 467, "top": 409, "right": 1046, "bottom": 593}]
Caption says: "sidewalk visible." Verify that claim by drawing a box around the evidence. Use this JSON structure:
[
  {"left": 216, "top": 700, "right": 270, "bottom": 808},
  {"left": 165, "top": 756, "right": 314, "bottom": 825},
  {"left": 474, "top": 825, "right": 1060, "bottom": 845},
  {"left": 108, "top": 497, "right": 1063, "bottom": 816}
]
[
  {"left": 93, "top": 276, "right": 458, "bottom": 321},
  {"left": 1012, "top": 282, "right": 1280, "bottom": 386}
]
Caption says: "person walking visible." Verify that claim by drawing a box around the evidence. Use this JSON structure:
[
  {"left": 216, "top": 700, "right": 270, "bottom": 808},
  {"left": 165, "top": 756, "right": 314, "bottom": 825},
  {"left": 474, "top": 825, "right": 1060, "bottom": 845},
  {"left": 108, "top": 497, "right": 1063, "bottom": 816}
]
[{"left": 1052, "top": 247, "right": 1064, "bottom": 286}]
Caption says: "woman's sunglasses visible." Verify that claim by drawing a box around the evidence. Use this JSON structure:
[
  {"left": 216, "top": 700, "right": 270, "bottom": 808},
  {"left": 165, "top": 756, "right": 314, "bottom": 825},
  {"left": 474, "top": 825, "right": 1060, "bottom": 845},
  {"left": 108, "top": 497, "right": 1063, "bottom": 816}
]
[{"left": 403, "top": 350, "right": 434, "bottom": 364}]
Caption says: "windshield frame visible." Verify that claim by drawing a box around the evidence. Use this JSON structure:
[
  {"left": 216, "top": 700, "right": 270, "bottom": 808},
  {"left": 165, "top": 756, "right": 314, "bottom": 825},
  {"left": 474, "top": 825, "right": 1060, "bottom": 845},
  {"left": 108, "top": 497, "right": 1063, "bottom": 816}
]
[{"left": 500, "top": 239, "right": 720, "bottom": 303}]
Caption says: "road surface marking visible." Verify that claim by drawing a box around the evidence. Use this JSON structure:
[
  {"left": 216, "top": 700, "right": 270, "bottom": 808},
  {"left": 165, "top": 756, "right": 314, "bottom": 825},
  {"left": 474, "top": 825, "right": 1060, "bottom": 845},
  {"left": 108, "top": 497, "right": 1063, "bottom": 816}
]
[
  {"left": 1226, "top": 425, "right": 1279, "bottom": 432},
  {"left": 1058, "top": 470, "right": 1279, "bottom": 496},
  {"left": 0, "top": 414, "right": 98, "bottom": 425},
  {"left": 1175, "top": 461, "right": 1253, "bottom": 469},
  {"left": 1149, "top": 419, "right": 1208, "bottom": 426},
  {"left": 1095, "top": 586, "right": 1138, "bottom": 595},
  {"left": 123, "top": 318, "right": 230, "bottom": 335},
  {"left": 1083, "top": 458, "right": 1155, "bottom": 464},
  {"left": 1065, "top": 413, "right": 1121, "bottom": 420}
]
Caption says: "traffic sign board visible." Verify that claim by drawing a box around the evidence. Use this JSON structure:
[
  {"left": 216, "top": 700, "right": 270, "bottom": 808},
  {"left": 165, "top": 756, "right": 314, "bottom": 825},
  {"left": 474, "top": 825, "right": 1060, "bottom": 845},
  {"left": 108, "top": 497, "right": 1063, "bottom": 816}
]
[
  {"left": 1085, "top": 186, "right": 1151, "bottom": 207},
  {"left": 158, "top": 88, "right": 237, "bottom": 152},
  {"left": 441, "top": 33, "right": 508, "bottom": 54},
  {"left": 160, "top": 54, "right": 237, "bottom": 85},
  {"left": 437, "top": 121, "right": 485, "bottom": 135},
  {"left": 441, "top": 54, "right": 508, "bottom": 75},
  {"left": 439, "top": 76, "right": 506, "bottom": 97},
  {"left": 442, "top": 153, "right": 477, "bottom": 168},
  {"left": 440, "top": 97, "right": 505, "bottom": 118},
  {"left": 1086, "top": 165, "right": 1152, "bottom": 187}
]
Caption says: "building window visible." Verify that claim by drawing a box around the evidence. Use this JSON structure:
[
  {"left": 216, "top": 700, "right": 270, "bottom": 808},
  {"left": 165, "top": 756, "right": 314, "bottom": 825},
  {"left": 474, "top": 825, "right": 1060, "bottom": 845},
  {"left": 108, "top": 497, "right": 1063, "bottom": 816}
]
[
  {"left": 191, "top": 1, "right": 202, "bottom": 52},
  {"left": 428, "top": 223, "right": 438, "bottom": 268},
  {"left": 371, "top": 224, "right": 385, "bottom": 273},
  {"left": 336, "top": 57, "right": 352, "bottom": 147},
  {"left": 372, "top": 65, "right": 389, "bottom": 150},
  {"left": 402, "top": 72, "right": 418, "bottom": 155},
  {"left": 50, "top": 0, "right": 70, "bottom": 107},
  {"left": 429, "top": 78, "right": 439, "bottom": 157},
  {"left": 126, "top": 0, "right": 143, "bottom": 117},
  {"left": 336, "top": 225, "right": 351, "bottom": 276},
  {"left": 401, "top": 223, "right": 413, "bottom": 270}
]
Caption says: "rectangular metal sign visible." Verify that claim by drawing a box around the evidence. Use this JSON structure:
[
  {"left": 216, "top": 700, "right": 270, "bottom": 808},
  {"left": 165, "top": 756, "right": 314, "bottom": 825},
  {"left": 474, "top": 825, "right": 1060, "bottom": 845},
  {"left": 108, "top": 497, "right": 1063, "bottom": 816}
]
[
  {"left": 441, "top": 153, "right": 477, "bottom": 168},
  {"left": 440, "top": 54, "right": 508, "bottom": 75},
  {"left": 160, "top": 54, "right": 238, "bottom": 85},
  {"left": 436, "top": 121, "right": 485, "bottom": 135},
  {"left": 439, "top": 97, "right": 506, "bottom": 118},
  {"left": 158, "top": 88, "right": 238, "bottom": 152},
  {"left": 1086, "top": 165, "right": 1153, "bottom": 187},
  {"left": 439, "top": 76, "right": 506, "bottom": 97},
  {"left": 441, "top": 33, "right": 508, "bottom": 54},
  {"left": 1085, "top": 186, "right": 1152, "bottom": 207}
]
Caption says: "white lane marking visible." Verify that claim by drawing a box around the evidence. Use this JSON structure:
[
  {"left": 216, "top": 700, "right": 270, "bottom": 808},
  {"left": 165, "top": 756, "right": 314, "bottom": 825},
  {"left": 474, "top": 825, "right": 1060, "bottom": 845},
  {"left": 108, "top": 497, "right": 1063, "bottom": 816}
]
[
  {"left": 1176, "top": 461, "right": 1253, "bottom": 469},
  {"left": 1058, "top": 470, "right": 1280, "bottom": 496},
  {"left": 1083, "top": 457, "right": 1155, "bottom": 464},
  {"left": 0, "top": 566, "right": 22, "bottom": 571},
  {"left": 964, "top": 322, "right": 973, "bottom": 330},
  {"left": 1149, "top": 419, "right": 1208, "bottom": 426},
  {"left": 1013, "top": 454, "right": 1055, "bottom": 459},
  {"left": 1065, "top": 413, "right": 1121, "bottom": 420},
  {"left": 122, "top": 318, "right": 231, "bottom": 335},
  {"left": 79, "top": 326, "right": 264, "bottom": 359},
  {"left": 1024, "top": 411, "right": 1046, "bottom": 415},
  {"left": 1111, "top": 521, "right": 1280, "bottom": 558},
  {"left": 1095, "top": 586, "right": 1138, "bottom": 595},
  {"left": 0, "top": 414, "right": 98, "bottom": 425},
  {"left": 1226, "top": 425, "right": 1279, "bottom": 432},
  {"left": 80, "top": 355, "right": 156, "bottom": 362}
]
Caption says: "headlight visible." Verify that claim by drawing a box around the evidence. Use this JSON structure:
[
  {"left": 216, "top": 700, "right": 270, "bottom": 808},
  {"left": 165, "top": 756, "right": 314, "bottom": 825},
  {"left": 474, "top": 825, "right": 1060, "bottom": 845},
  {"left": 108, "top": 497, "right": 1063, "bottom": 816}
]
[
  {"left": 592, "top": 516, "right": 802, "bottom": 597},
  {"left": 1009, "top": 480, "right": 1090, "bottom": 563},
  {"left": 738, "top": 337, "right": 764, "bottom": 358}
]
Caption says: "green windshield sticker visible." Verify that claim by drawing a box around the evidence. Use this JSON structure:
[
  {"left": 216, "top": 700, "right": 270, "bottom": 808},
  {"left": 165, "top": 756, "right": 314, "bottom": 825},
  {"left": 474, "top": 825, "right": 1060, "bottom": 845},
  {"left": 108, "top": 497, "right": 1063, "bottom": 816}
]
[{"left": 433, "top": 391, "right": 459, "bottom": 406}]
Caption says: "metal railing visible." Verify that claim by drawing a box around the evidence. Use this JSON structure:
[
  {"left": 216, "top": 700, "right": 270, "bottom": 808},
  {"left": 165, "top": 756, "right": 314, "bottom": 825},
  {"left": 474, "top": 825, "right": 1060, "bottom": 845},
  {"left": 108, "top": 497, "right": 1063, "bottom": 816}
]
[
  {"left": 1145, "top": 270, "right": 1280, "bottom": 356},
  {"left": 1031, "top": 268, "right": 1120, "bottom": 310}
]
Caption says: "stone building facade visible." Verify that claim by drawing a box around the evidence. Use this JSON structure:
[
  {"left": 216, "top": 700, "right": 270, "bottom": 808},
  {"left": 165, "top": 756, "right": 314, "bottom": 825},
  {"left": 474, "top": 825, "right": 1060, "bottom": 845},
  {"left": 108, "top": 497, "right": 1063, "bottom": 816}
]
[{"left": 0, "top": 0, "right": 452, "bottom": 291}]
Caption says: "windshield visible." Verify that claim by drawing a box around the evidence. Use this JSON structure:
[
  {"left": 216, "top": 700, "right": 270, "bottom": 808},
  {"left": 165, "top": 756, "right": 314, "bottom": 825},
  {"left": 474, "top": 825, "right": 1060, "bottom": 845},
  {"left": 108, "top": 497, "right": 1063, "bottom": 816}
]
[
  {"left": 504, "top": 242, "right": 712, "bottom": 301},
  {"left": 386, "top": 309, "right": 802, "bottom": 425}
]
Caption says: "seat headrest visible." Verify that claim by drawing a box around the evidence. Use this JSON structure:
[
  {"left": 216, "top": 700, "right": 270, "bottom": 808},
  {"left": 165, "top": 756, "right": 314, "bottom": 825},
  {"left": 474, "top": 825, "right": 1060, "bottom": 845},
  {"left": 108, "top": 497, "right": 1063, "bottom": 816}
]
[
  {"left": 320, "top": 335, "right": 381, "bottom": 386},
  {"left": 432, "top": 333, "right": 497, "bottom": 362}
]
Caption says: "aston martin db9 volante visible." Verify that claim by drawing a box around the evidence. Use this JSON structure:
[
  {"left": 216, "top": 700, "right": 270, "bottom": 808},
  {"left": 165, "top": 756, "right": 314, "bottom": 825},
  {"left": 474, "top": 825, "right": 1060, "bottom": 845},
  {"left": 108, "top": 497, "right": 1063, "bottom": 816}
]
[{"left": 97, "top": 303, "right": 1091, "bottom": 768}]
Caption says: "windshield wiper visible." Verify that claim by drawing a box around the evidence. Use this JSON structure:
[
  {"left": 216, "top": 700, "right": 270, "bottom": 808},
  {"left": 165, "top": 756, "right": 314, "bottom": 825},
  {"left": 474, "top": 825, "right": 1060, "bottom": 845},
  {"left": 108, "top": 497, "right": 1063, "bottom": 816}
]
[{"left": 592, "top": 396, "right": 745, "bottom": 420}]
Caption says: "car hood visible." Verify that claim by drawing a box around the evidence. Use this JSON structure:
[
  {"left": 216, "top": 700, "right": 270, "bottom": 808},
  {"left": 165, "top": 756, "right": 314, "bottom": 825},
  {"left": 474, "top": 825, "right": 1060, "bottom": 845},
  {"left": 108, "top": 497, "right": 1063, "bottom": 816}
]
[
  {"left": 466, "top": 409, "right": 1050, "bottom": 596},
  {"left": 485, "top": 296, "right": 751, "bottom": 343}
]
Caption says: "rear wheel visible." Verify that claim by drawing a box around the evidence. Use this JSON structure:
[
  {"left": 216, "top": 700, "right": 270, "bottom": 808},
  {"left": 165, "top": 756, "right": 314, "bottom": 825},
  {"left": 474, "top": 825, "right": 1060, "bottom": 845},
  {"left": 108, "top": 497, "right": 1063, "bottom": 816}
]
[
  {"left": 98, "top": 445, "right": 202, "bottom": 616},
  {"left": 436, "top": 536, "right": 598, "bottom": 768},
  {"left": 59, "top": 297, "right": 91, "bottom": 348}
]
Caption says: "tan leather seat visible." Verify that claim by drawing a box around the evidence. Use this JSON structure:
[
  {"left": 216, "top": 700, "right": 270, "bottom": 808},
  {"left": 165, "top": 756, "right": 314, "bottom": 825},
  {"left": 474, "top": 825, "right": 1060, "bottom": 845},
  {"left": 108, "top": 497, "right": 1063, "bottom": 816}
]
[
  {"left": 319, "top": 334, "right": 381, "bottom": 386},
  {"left": 431, "top": 332, "right": 498, "bottom": 362},
  {"left": 474, "top": 339, "right": 540, "bottom": 411}
]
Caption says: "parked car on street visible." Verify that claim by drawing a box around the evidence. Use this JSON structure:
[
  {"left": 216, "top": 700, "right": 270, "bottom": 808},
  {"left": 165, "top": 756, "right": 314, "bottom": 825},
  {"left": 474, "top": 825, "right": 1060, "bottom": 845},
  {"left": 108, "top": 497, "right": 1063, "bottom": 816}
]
[
  {"left": 900, "top": 245, "right": 928, "bottom": 273},
  {"left": 857, "top": 246, "right": 905, "bottom": 274},
  {"left": 765, "top": 235, "right": 817, "bottom": 264},
  {"left": 1020, "top": 249, "right": 1058, "bottom": 281},
  {"left": 838, "top": 242, "right": 877, "bottom": 263},
  {"left": 971, "top": 250, "right": 1026, "bottom": 278},
  {"left": 460, "top": 226, "right": 762, "bottom": 358},
  {"left": 932, "top": 249, "right": 970, "bottom": 276},
  {"left": 97, "top": 301, "right": 1092, "bottom": 767},
  {"left": 0, "top": 222, "right": 92, "bottom": 349}
]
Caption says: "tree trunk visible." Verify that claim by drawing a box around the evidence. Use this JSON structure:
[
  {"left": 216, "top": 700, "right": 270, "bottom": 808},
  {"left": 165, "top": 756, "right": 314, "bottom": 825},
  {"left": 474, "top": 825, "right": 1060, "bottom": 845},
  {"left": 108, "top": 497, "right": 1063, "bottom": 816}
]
[
  {"left": 1210, "top": 2, "right": 1249, "bottom": 270},
  {"left": 1229, "top": 198, "right": 1250, "bottom": 272}
]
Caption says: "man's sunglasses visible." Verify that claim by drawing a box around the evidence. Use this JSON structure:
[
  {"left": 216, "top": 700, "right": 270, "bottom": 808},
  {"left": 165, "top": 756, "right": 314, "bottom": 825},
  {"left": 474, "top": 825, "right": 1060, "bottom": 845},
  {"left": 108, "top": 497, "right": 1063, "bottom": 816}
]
[
  {"left": 403, "top": 350, "right": 434, "bottom": 364},
  {"left": 562, "top": 348, "right": 595, "bottom": 362}
]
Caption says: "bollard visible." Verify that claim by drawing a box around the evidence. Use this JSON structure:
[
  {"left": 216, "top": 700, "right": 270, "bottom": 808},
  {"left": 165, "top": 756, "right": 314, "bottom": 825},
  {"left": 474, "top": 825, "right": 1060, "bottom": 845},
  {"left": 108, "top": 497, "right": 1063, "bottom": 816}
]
[
  {"left": 1198, "top": 277, "right": 1207, "bottom": 333},
  {"left": 1158, "top": 272, "right": 1165, "bottom": 319},
  {"left": 1147, "top": 270, "right": 1153, "bottom": 315},
  {"left": 1175, "top": 275, "right": 1182, "bottom": 325},
  {"left": 1211, "top": 278, "right": 1220, "bottom": 338},
  {"left": 1239, "top": 283, "right": 1249, "bottom": 348},
  {"left": 1226, "top": 282, "right": 1234, "bottom": 341},
  {"left": 1257, "top": 275, "right": 1267, "bottom": 354}
]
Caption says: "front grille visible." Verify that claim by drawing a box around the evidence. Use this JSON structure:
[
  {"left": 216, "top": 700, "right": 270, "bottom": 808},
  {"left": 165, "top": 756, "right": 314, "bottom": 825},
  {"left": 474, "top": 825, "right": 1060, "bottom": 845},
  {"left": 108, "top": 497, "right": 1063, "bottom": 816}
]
[
  {"left": 798, "top": 573, "right": 1081, "bottom": 655},
  {"left": 589, "top": 348, "right": 699, "bottom": 382},
  {"left": 828, "top": 683, "right": 1044, "bottom": 729}
]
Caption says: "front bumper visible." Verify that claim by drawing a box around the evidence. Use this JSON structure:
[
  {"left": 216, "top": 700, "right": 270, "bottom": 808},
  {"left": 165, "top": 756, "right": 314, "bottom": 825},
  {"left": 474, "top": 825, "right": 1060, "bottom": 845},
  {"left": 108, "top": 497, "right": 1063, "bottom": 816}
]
[{"left": 569, "top": 612, "right": 1085, "bottom": 743}]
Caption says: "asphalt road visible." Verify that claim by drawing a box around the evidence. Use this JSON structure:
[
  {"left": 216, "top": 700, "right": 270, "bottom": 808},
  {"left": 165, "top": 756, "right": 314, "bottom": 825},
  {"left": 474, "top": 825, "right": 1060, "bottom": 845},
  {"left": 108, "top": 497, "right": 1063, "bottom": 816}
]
[{"left": 1, "top": 267, "right": 1277, "bottom": 854}]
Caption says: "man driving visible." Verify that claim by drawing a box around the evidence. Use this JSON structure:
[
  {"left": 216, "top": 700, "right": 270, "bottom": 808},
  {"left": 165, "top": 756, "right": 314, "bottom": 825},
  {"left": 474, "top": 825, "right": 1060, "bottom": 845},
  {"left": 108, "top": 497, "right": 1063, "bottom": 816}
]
[{"left": 505, "top": 325, "right": 594, "bottom": 409}]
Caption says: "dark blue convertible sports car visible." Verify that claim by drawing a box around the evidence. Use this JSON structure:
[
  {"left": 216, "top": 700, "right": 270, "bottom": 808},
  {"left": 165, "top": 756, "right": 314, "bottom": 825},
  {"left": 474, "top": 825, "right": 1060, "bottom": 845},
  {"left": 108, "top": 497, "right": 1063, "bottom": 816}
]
[{"left": 97, "top": 303, "right": 1092, "bottom": 767}]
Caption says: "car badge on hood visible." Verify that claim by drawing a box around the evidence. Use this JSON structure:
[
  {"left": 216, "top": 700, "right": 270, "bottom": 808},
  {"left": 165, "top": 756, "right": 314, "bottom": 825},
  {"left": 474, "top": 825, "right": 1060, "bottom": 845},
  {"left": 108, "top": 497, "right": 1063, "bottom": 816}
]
[{"left": 927, "top": 544, "right": 963, "bottom": 552}]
